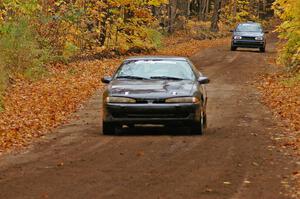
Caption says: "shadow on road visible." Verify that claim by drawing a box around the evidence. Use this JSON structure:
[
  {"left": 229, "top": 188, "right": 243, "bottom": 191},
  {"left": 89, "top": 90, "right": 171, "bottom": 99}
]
[
  {"left": 232, "top": 48, "right": 262, "bottom": 53},
  {"left": 109, "top": 126, "right": 200, "bottom": 136}
]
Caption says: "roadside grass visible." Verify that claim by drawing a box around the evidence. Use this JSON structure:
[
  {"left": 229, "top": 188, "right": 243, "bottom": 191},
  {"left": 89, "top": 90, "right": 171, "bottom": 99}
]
[
  {"left": 0, "top": 66, "right": 6, "bottom": 112},
  {"left": 23, "top": 66, "right": 50, "bottom": 81},
  {"left": 0, "top": 18, "right": 54, "bottom": 113},
  {"left": 281, "top": 72, "right": 300, "bottom": 87}
]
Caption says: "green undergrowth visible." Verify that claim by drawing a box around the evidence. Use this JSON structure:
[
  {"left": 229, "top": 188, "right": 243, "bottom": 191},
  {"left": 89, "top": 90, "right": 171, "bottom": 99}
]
[
  {"left": 0, "top": 63, "right": 8, "bottom": 112},
  {"left": 0, "top": 18, "right": 54, "bottom": 110},
  {"left": 281, "top": 72, "right": 300, "bottom": 87}
]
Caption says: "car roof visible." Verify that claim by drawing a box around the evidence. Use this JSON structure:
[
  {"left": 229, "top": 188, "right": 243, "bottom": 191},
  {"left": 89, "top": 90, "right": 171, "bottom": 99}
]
[{"left": 124, "top": 56, "right": 188, "bottom": 62}]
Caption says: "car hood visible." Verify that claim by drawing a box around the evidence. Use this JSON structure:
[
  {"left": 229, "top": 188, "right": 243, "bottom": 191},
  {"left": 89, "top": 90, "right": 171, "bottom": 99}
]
[
  {"left": 234, "top": 32, "right": 264, "bottom": 37},
  {"left": 108, "top": 80, "right": 196, "bottom": 99}
]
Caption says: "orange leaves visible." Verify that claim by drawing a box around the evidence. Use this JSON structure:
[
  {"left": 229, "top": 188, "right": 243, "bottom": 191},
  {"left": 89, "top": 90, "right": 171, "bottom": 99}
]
[
  {"left": 0, "top": 59, "right": 120, "bottom": 152},
  {"left": 259, "top": 72, "right": 300, "bottom": 198},
  {"left": 157, "top": 37, "right": 229, "bottom": 57},
  {"left": 259, "top": 73, "right": 300, "bottom": 131}
]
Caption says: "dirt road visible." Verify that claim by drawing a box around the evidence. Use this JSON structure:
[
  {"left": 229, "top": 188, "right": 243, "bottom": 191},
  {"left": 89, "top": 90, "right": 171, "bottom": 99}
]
[{"left": 0, "top": 40, "right": 296, "bottom": 199}]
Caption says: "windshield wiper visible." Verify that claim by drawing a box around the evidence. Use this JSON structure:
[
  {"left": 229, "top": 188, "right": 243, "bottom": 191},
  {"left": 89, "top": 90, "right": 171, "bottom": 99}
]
[
  {"left": 150, "top": 76, "right": 185, "bottom": 80},
  {"left": 117, "top": 75, "right": 149, "bottom": 80}
]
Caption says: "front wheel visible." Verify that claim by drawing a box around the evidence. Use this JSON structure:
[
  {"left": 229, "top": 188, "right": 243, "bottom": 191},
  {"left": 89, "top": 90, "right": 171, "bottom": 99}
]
[
  {"left": 102, "top": 122, "right": 116, "bottom": 135},
  {"left": 259, "top": 47, "right": 265, "bottom": 52},
  {"left": 203, "top": 113, "right": 207, "bottom": 129},
  {"left": 191, "top": 119, "right": 204, "bottom": 135}
]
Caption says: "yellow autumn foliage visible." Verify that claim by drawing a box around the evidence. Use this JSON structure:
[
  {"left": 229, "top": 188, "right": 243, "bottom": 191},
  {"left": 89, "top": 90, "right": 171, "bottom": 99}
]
[{"left": 273, "top": 0, "right": 300, "bottom": 71}]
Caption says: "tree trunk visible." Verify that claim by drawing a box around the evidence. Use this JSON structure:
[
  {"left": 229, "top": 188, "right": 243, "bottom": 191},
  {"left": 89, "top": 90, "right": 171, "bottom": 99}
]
[
  {"left": 98, "top": 12, "right": 109, "bottom": 46},
  {"left": 197, "top": 0, "right": 202, "bottom": 20},
  {"left": 233, "top": 0, "right": 237, "bottom": 18},
  {"left": 205, "top": 0, "right": 210, "bottom": 20},
  {"left": 187, "top": 0, "right": 191, "bottom": 18},
  {"left": 168, "top": 0, "right": 177, "bottom": 33},
  {"left": 98, "top": 0, "right": 109, "bottom": 46},
  {"left": 210, "top": 0, "right": 221, "bottom": 32}
]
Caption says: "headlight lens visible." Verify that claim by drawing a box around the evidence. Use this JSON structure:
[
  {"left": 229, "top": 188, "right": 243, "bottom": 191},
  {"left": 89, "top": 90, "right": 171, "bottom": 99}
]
[
  {"left": 106, "top": 97, "right": 136, "bottom": 103},
  {"left": 255, "top": 36, "right": 263, "bottom": 40},
  {"left": 234, "top": 36, "right": 242, "bottom": 40},
  {"left": 165, "top": 97, "right": 199, "bottom": 103}
]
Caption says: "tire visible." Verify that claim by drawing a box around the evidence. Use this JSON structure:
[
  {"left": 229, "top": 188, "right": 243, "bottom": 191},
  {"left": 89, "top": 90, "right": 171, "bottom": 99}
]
[
  {"left": 203, "top": 113, "right": 207, "bottom": 129},
  {"left": 259, "top": 47, "right": 265, "bottom": 52},
  {"left": 102, "top": 122, "right": 116, "bottom": 135},
  {"left": 191, "top": 118, "right": 204, "bottom": 135},
  {"left": 231, "top": 46, "right": 237, "bottom": 51}
]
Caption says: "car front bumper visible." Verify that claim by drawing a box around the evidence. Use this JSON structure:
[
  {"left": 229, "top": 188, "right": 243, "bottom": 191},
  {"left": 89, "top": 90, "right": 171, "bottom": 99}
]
[
  {"left": 232, "top": 40, "right": 265, "bottom": 48},
  {"left": 103, "top": 103, "right": 201, "bottom": 125}
]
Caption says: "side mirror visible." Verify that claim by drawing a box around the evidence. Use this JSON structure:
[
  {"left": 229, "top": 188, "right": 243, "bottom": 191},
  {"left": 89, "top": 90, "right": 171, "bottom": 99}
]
[
  {"left": 264, "top": 30, "right": 269, "bottom": 33},
  {"left": 198, "top": 76, "right": 210, "bottom": 84},
  {"left": 101, "top": 76, "right": 112, "bottom": 84}
]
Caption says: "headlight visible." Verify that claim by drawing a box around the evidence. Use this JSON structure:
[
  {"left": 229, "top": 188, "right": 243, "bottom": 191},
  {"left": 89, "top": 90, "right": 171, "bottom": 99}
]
[
  {"left": 106, "top": 97, "right": 136, "bottom": 103},
  {"left": 234, "top": 36, "right": 242, "bottom": 40},
  {"left": 255, "top": 36, "right": 263, "bottom": 40},
  {"left": 165, "top": 97, "right": 199, "bottom": 103}
]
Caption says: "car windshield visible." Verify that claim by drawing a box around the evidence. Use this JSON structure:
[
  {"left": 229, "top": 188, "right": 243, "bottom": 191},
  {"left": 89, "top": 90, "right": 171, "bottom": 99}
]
[
  {"left": 115, "top": 59, "right": 195, "bottom": 80},
  {"left": 236, "top": 23, "right": 262, "bottom": 32}
]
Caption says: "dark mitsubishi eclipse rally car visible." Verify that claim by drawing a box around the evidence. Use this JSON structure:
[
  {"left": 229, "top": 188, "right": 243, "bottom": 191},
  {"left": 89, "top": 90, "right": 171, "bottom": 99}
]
[
  {"left": 230, "top": 22, "right": 268, "bottom": 52},
  {"left": 101, "top": 56, "right": 209, "bottom": 135}
]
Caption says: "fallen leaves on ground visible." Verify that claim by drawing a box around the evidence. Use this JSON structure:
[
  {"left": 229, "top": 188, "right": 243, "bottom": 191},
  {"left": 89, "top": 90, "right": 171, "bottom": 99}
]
[
  {"left": 157, "top": 38, "right": 229, "bottom": 57},
  {"left": 258, "top": 72, "right": 300, "bottom": 198},
  {"left": 0, "top": 59, "right": 121, "bottom": 152},
  {"left": 258, "top": 73, "right": 300, "bottom": 132},
  {"left": 0, "top": 37, "right": 228, "bottom": 153}
]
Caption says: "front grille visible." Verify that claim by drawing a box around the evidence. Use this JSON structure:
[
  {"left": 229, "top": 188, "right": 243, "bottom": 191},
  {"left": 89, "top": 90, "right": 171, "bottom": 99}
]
[
  {"left": 241, "top": 36, "right": 255, "bottom": 40},
  {"left": 112, "top": 113, "right": 189, "bottom": 118},
  {"left": 135, "top": 99, "right": 166, "bottom": 104}
]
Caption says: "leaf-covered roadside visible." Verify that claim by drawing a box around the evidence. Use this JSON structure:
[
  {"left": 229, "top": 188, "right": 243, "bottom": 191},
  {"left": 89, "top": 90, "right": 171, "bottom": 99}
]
[
  {"left": 258, "top": 72, "right": 300, "bottom": 198},
  {"left": 155, "top": 36, "right": 228, "bottom": 57},
  {"left": 0, "top": 38, "right": 228, "bottom": 153},
  {"left": 259, "top": 73, "right": 300, "bottom": 132},
  {"left": 0, "top": 59, "right": 120, "bottom": 151}
]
